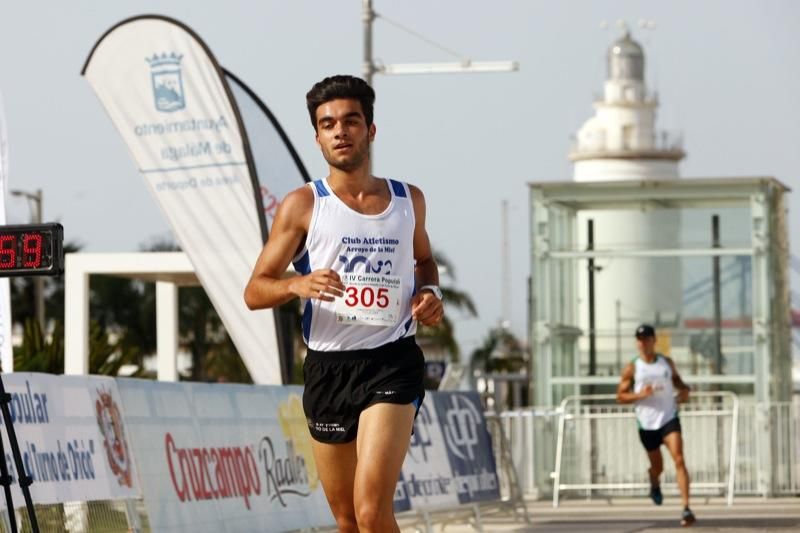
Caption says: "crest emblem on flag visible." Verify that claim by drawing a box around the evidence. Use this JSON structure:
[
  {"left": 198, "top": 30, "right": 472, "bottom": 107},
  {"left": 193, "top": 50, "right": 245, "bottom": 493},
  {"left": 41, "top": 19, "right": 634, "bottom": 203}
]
[{"left": 147, "top": 52, "right": 185, "bottom": 112}]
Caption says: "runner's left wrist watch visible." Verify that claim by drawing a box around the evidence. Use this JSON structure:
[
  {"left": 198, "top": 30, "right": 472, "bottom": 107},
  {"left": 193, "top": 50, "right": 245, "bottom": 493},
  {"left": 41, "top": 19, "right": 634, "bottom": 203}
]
[{"left": 419, "top": 285, "right": 443, "bottom": 300}]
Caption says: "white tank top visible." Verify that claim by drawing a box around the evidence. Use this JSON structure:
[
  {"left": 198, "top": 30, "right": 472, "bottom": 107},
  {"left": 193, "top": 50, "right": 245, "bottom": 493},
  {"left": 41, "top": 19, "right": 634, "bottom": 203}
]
[
  {"left": 633, "top": 354, "right": 678, "bottom": 430},
  {"left": 292, "top": 177, "right": 417, "bottom": 352}
]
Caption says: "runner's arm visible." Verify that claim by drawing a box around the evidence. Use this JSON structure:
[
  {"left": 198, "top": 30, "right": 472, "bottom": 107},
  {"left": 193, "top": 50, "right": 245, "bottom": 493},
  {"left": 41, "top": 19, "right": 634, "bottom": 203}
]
[
  {"left": 617, "top": 362, "right": 651, "bottom": 404},
  {"left": 244, "top": 187, "right": 344, "bottom": 309},
  {"left": 408, "top": 184, "right": 442, "bottom": 326},
  {"left": 666, "top": 357, "right": 691, "bottom": 403}
]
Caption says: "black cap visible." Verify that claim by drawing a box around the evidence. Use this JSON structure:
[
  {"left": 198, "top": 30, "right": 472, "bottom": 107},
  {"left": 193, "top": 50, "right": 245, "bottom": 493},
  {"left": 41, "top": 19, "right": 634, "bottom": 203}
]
[{"left": 635, "top": 324, "right": 656, "bottom": 338}]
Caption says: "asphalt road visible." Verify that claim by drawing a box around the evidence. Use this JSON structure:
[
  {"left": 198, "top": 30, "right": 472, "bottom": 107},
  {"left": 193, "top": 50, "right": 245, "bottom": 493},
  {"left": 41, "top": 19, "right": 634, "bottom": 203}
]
[{"left": 397, "top": 497, "right": 800, "bottom": 532}]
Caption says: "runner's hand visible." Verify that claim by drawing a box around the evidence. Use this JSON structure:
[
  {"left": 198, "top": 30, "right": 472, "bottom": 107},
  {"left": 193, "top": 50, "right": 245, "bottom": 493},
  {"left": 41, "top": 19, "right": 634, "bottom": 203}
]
[
  {"left": 639, "top": 384, "right": 654, "bottom": 399},
  {"left": 676, "top": 387, "right": 690, "bottom": 403},
  {"left": 291, "top": 269, "right": 345, "bottom": 302},
  {"left": 410, "top": 290, "right": 444, "bottom": 326}
]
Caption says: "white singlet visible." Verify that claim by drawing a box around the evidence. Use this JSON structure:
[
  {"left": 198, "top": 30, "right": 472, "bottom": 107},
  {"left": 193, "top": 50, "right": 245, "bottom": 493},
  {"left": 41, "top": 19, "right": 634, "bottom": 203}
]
[
  {"left": 292, "top": 177, "right": 417, "bottom": 352},
  {"left": 633, "top": 354, "right": 678, "bottom": 430}
]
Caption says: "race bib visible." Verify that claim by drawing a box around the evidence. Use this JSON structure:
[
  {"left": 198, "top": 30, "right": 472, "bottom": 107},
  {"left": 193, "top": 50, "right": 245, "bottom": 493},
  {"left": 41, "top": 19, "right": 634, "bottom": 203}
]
[
  {"left": 648, "top": 378, "right": 669, "bottom": 396},
  {"left": 334, "top": 273, "right": 402, "bottom": 326}
]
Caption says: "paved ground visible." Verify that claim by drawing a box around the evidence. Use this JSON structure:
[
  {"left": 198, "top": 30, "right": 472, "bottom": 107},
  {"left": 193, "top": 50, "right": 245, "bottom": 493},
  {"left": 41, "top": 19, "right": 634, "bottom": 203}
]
[{"left": 396, "top": 497, "right": 800, "bottom": 532}]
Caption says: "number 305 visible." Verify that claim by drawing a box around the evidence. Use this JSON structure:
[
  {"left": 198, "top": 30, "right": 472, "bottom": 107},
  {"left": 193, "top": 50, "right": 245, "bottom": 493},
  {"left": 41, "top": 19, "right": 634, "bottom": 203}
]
[{"left": 344, "top": 287, "right": 389, "bottom": 308}]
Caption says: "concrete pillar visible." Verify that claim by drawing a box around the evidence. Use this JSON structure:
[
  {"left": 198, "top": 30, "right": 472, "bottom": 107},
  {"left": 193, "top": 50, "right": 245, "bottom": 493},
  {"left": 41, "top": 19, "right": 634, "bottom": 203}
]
[
  {"left": 64, "top": 255, "right": 89, "bottom": 375},
  {"left": 156, "top": 281, "right": 179, "bottom": 381}
]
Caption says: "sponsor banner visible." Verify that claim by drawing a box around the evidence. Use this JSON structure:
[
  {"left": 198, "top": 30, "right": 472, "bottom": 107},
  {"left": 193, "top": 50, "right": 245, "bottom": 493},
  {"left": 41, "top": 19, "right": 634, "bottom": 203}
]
[
  {"left": 397, "top": 398, "right": 459, "bottom": 510},
  {"left": 0, "top": 92, "right": 12, "bottom": 372},
  {"left": 115, "top": 378, "right": 334, "bottom": 532},
  {"left": 0, "top": 373, "right": 140, "bottom": 509},
  {"left": 82, "top": 16, "right": 282, "bottom": 384},
  {"left": 434, "top": 392, "right": 500, "bottom": 504},
  {"left": 395, "top": 392, "right": 500, "bottom": 511}
]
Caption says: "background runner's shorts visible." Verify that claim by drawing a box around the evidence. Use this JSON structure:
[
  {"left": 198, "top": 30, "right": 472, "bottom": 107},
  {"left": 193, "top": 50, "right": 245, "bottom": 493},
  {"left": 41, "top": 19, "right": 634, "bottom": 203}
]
[
  {"left": 638, "top": 417, "right": 682, "bottom": 451},
  {"left": 302, "top": 335, "right": 425, "bottom": 443}
]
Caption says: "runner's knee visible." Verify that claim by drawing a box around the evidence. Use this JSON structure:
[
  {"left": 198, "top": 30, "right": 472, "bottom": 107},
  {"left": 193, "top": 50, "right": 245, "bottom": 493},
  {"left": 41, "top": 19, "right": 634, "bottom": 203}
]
[
  {"left": 355, "top": 500, "right": 390, "bottom": 531},
  {"left": 329, "top": 503, "right": 357, "bottom": 532},
  {"left": 325, "top": 492, "right": 357, "bottom": 530},
  {"left": 334, "top": 515, "right": 358, "bottom": 533}
]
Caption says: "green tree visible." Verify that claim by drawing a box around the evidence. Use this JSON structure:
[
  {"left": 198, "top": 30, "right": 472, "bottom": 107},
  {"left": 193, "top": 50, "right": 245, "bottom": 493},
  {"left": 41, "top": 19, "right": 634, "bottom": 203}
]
[
  {"left": 415, "top": 250, "right": 477, "bottom": 362},
  {"left": 11, "top": 241, "right": 82, "bottom": 326},
  {"left": 142, "top": 236, "right": 252, "bottom": 383},
  {"left": 13, "top": 317, "right": 145, "bottom": 376},
  {"left": 469, "top": 325, "right": 527, "bottom": 376}
]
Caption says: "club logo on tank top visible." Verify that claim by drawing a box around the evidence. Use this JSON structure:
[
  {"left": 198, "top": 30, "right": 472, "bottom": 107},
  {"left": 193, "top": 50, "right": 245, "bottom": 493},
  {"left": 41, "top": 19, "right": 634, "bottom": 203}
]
[{"left": 335, "top": 234, "right": 403, "bottom": 326}]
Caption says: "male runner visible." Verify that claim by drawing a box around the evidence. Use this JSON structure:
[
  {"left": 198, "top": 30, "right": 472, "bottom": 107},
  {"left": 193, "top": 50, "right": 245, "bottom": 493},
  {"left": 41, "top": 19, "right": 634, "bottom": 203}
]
[
  {"left": 244, "top": 75, "right": 443, "bottom": 533},
  {"left": 617, "top": 324, "right": 696, "bottom": 527}
]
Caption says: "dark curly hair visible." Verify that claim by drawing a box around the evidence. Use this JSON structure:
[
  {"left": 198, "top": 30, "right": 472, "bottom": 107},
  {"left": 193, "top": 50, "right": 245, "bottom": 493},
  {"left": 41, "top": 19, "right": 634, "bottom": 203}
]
[{"left": 306, "top": 75, "right": 375, "bottom": 130}]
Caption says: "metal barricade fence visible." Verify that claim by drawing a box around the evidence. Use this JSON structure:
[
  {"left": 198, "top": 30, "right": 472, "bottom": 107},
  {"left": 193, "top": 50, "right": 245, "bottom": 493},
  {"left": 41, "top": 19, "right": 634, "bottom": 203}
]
[
  {"left": 494, "top": 407, "right": 559, "bottom": 499},
  {"left": 736, "top": 399, "right": 800, "bottom": 496},
  {"left": 772, "top": 399, "right": 800, "bottom": 494},
  {"left": 551, "top": 392, "right": 738, "bottom": 507},
  {"left": 495, "top": 396, "right": 800, "bottom": 502},
  {"left": 1, "top": 498, "right": 148, "bottom": 533},
  {"left": 0, "top": 401, "right": 796, "bottom": 531}
]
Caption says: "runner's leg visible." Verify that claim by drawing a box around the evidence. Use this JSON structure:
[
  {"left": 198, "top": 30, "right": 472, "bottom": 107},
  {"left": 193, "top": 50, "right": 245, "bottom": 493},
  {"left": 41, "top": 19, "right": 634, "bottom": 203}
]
[
  {"left": 353, "top": 402, "right": 416, "bottom": 533},
  {"left": 647, "top": 447, "right": 663, "bottom": 487},
  {"left": 310, "top": 439, "right": 358, "bottom": 533},
  {"left": 663, "top": 430, "right": 691, "bottom": 508}
]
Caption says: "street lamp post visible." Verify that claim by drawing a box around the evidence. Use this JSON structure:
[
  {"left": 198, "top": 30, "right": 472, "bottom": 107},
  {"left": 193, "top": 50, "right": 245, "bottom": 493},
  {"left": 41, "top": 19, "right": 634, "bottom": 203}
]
[
  {"left": 361, "top": 0, "right": 518, "bottom": 172},
  {"left": 10, "top": 188, "right": 45, "bottom": 332},
  {"left": 362, "top": 0, "right": 519, "bottom": 81}
]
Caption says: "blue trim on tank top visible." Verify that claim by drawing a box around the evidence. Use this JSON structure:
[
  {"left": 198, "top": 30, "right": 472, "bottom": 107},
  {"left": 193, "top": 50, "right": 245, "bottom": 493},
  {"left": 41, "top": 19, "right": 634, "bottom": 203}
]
[
  {"left": 389, "top": 179, "right": 406, "bottom": 198},
  {"left": 302, "top": 300, "right": 312, "bottom": 342},
  {"left": 313, "top": 179, "right": 329, "bottom": 197},
  {"left": 293, "top": 250, "right": 311, "bottom": 275}
]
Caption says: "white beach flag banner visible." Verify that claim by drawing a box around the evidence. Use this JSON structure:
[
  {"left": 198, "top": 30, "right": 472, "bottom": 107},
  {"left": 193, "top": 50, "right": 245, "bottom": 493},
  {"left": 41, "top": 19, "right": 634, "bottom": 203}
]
[{"left": 82, "top": 16, "right": 283, "bottom": 384}]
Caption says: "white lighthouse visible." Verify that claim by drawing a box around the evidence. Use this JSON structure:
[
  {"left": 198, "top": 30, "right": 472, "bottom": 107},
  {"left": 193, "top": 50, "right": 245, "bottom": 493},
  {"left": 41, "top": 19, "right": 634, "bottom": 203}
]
[{"left": 573, "top": 31, "right": 685, "bottom": 370}]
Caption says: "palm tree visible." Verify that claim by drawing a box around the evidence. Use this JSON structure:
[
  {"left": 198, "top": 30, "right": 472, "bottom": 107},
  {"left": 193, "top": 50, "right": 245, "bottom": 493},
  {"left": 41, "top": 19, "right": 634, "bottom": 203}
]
[
  {"left": 141, "top": 237, "right": 252, "bottom": 383},
  {"left": 11, "top": 239, "right": 154, "bottom": 376},
  {"left": 469, "top": 325, "right": 526, "bottom": 376},
  {"left": 415, "top": 250, "right": 477, "bottom": 362}
]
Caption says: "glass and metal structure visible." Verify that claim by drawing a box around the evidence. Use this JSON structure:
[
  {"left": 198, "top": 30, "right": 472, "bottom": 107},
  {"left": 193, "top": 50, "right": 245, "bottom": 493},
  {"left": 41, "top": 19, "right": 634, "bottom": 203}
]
[{"left": 529, "top": 177, "right": 792, "bottom": 407}]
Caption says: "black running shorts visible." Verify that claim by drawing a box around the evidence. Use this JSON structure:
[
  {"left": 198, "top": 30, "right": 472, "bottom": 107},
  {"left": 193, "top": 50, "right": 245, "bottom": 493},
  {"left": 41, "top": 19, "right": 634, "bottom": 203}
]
[
  {"left": 638, "top": 417, "right": 682, "bottom": 451},
  {"left": 302, "top": 335, "right": 425, "bottom": 444}
]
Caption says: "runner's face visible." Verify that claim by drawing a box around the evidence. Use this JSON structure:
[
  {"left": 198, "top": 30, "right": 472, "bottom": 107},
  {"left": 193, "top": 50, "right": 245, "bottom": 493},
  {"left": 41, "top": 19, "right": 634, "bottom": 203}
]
[
  {"left": 315, "top": 98, "right": 374, "bottom": 172},
  {"left": 636, "top": 336, "right": 656, "bottom": 356}
]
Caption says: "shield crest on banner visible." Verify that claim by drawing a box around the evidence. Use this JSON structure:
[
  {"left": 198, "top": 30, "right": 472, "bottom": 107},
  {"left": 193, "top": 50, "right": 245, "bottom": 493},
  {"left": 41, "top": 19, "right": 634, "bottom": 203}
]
[
  {"left": 151, "top": 69, "right": 185, "bottom": 112},
  {"left": 147, "top": 52, "right": 186, "bottom": 113}
]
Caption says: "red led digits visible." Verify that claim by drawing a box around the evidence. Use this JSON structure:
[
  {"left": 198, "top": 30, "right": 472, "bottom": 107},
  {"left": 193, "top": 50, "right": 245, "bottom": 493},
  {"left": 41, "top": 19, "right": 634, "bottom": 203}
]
[
  {"left": 0, "top": 223, "right": 63, "bottom": 277},
  {"left": 22, "top": 233, "right": 43, "bottom": 268},
  {"left": 0, "top": 235, "right": 15, "bottom": 268}
]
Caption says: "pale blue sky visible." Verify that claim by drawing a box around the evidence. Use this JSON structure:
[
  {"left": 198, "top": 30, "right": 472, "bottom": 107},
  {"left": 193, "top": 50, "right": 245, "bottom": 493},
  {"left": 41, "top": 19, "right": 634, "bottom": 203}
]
[{"left": 1, "top": 1, "right": 798, "bottom": 356}]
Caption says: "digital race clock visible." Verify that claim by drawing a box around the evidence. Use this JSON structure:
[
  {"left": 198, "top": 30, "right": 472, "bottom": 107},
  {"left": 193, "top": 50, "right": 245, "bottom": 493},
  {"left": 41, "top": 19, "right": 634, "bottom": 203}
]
[{"left": 0, "top": 223, "right": 64, "bottom": 277}]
